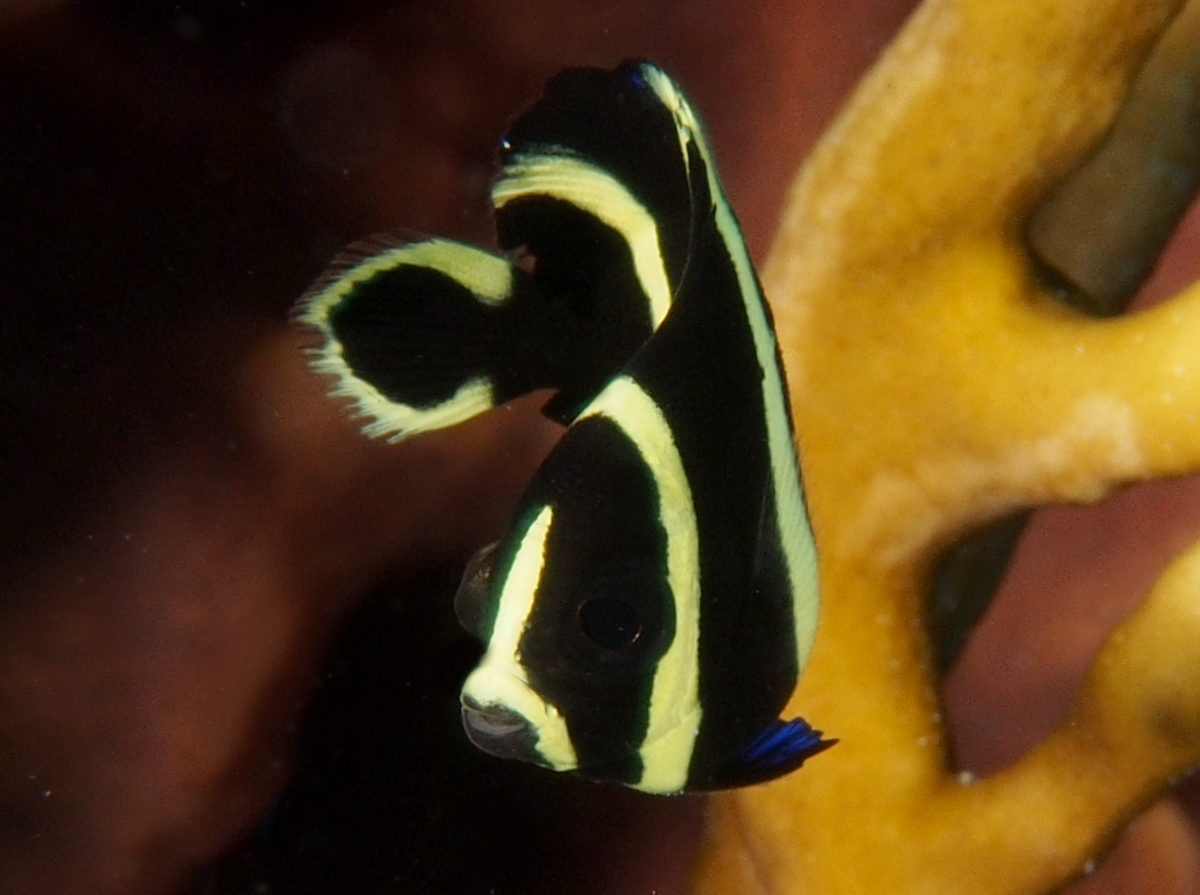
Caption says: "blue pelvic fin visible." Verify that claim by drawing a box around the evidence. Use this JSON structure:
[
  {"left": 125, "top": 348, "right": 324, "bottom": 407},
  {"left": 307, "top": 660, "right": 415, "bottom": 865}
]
[{"left": 714, "top": 718, "right": 836, "bottom": 789}]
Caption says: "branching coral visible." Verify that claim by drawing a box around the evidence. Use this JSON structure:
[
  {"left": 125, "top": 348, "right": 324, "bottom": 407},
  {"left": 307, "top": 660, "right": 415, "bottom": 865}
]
[{"left": 690, "top": 1, "right": 1200, "bottom": 893}]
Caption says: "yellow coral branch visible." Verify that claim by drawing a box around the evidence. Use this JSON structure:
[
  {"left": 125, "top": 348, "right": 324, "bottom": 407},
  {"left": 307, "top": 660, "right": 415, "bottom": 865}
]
[
  {"left": 688, "top": 0, "right": 1200, "bottom": 893},
  {"left": 932, "top": 537, "right": 1200, "bottom": 891}
]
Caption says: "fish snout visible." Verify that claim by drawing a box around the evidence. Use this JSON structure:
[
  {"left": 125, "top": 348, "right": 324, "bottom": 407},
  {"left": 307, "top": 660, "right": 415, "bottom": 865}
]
[{"left": 460, "top": 696, "right": 545, "bottom": 765}]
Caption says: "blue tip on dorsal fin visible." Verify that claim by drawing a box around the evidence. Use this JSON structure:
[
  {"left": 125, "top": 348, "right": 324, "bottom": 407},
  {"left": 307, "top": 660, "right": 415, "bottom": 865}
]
[{"left": 708, "top": 718, "right": 835, "bottom": 790}]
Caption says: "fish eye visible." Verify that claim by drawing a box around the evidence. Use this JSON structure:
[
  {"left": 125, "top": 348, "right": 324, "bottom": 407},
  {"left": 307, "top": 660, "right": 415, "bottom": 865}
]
[
  {"left": 563, "top": 562, "right": 667, "bottom": 669},
  {"left": 454, "top": 541, "right": 498, "bottom": 638},
  {"left": 577, "top": 596, "right": 643, "bottom": 652}
]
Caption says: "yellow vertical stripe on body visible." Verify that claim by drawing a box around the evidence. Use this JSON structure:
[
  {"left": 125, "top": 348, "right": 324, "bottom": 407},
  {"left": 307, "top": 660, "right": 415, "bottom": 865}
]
[
  {"left": 579, "top": 376, "right": 702, "bottom": 794},
  {"left": 459, "top": 504, "right": 578, "bottom": 771},
  {"left": 493, "top": 155, "right": 673, "bottom": 330},
  {"left": 642, "top": 65, "right": 821, "bottom": 670}
]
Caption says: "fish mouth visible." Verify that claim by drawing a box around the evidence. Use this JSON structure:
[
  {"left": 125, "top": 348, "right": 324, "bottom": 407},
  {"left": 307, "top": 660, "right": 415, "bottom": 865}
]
[
  {"left": 460, "top": 695, "right": 547, "bottom": 765},
  {"left": 460, "top": 662, "right": 578, "bottom": 770}
]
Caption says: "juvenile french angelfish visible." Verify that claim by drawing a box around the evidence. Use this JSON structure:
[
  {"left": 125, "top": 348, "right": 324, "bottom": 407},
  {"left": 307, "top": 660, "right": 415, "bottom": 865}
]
[{"left": 294, "top": 60, "right": 831, "bottom": 794}]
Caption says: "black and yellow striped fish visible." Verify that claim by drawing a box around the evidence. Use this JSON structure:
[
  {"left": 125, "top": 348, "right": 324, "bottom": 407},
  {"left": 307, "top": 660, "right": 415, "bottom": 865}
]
[{"left": 295, "top": 61, "right": 831, "bottom": 794}]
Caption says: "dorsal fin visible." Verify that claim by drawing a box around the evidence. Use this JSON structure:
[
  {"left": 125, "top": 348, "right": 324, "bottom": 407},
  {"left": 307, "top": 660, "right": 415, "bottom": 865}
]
[
  {"left": 494, "top": 60, "right": 697, "bottom": 329},
  {"left": 492, "top": 60, "right": 701, "bottom": 421},
  {"left": 294, "top": 62, "right": 704, "bottom": 440}
]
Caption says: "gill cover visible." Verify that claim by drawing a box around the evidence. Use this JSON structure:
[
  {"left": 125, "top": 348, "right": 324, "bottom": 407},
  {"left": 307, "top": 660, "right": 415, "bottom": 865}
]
[{"left": 295, "top": 60, "right": 830, "bottom": 793}]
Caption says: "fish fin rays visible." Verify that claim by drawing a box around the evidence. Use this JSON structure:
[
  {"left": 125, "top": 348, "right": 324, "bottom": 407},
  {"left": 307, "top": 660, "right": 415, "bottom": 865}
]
[
  {"left": 294, "top": 61, "right": 711, "bottom": 441},
  {"left": 295, "top": 237, "right": 536, "bottom": 441},
  {"left": 292, "top": 61, "right": 828, "bottom": 795},
  {"left": 295, "top": 230, "right": 656, "bottom": 441},
  {"left": 706, "top": 718, "right": 836, "bottom": 789}
]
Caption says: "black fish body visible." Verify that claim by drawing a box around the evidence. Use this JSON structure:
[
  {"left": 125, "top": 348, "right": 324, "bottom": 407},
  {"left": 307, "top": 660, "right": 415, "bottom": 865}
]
[{"left": 295, "top": 60, "right": 830, "bottom": 794}]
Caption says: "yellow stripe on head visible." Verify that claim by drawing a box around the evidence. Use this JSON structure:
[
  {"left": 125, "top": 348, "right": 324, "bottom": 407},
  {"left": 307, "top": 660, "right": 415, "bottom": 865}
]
[{"left": 460, "top": 504, "right": 578, "bottom": 771}]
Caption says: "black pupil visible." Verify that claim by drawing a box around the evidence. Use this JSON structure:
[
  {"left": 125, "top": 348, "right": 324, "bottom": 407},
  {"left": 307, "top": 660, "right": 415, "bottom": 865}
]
[{"left": 578, "top": 597, "right": 642, "bottom": 651}]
